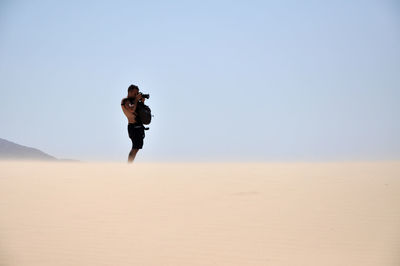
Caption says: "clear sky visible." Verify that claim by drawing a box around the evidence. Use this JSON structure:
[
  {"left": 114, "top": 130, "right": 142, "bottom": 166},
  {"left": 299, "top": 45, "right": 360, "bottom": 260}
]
[{"left": 1, "top": 0, "right": 399, "bottom": 162}]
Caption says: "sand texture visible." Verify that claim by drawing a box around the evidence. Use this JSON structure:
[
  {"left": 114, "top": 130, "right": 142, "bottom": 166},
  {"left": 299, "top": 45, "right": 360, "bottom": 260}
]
[{"left": 0, "top": 161, "right": 399, "bottom": 266}]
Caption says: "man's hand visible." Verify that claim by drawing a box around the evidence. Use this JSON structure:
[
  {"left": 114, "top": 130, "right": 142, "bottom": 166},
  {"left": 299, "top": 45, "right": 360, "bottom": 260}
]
[
  {"left": 135, "top": 94, "right": 143, "bottom": 102},
  {"left": 136, "top": 93, "right": 146, "bottom": 103}
]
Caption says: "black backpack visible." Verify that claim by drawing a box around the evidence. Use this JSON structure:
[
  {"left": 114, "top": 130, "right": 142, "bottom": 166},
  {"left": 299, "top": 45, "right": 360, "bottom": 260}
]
[{"left": 136, "top": 102, "right": 152, "bottom": 125}]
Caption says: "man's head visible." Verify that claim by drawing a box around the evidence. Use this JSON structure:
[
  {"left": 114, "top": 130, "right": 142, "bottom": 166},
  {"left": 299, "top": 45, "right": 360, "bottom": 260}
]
[{"left": 127, "top": 84, "right": 139, "bottom": 98}]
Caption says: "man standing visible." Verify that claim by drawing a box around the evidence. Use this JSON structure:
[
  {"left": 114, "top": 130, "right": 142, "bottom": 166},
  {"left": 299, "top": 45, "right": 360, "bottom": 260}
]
[{"left": 121, "top": 84, "right": 146, "bottom": 163}]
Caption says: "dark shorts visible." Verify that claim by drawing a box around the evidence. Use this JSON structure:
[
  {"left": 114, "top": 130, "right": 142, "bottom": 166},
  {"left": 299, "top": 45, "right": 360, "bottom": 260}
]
[{"left": 128, "top": 123, "right": 145, "bottom": 149}]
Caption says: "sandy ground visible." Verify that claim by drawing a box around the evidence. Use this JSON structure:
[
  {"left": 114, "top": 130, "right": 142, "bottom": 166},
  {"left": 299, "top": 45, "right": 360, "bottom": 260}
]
[{"left": 0, "top": 161, "right": 399, "bottom": 266}]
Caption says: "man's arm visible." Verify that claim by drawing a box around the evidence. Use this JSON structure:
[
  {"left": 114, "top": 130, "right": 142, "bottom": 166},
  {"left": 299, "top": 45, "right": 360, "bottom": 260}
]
[
  {"left": 121, "top": 98, "right": 129, "bottom": 107},
  {"left": 121, "top": 97, "right": 139, "bottom": 115},
  {"left": 121, "top": 98, "right": 129, "bottom": 112}
]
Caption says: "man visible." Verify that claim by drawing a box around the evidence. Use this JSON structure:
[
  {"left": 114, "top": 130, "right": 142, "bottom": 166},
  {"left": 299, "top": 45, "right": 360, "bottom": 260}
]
[{"left": 121, "top": 84, "right": 146, "bottom": 163}]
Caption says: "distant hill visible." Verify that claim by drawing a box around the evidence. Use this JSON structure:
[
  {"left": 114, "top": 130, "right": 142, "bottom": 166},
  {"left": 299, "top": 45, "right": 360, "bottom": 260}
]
[{"left": 0, "top": 138, "right": 57, "bottom": 161}]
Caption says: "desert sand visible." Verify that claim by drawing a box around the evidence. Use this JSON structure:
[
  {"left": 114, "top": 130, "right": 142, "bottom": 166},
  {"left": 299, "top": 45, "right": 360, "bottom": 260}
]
[{"left": 0, "top": 161, "right": 399, "bottom": 266}]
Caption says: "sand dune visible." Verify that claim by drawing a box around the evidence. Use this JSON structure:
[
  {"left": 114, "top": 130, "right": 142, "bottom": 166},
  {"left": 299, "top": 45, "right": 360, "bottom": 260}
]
[
  {"left": 0, "top": 138, "right": 56, "bottom": 161},
  {"left": 0, "top": 161, "right": 399, "bottom": 266}
]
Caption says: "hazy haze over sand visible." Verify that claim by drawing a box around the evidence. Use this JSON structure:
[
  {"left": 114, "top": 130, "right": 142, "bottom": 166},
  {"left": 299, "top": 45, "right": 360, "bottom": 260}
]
[{"left": 0, "top": 161, "right": 399, "bottom": 266}]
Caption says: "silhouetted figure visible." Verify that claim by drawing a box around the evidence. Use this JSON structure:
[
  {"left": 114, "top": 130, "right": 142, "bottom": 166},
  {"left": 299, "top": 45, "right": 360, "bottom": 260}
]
[{"left": 121, "top": 84, "right": 146, "bottom": 163}]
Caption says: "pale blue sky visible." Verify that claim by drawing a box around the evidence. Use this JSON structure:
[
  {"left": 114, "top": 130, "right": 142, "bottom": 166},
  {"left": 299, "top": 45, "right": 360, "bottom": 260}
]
[{"left": 0, "top": 0, "right": 399, "bottom": 161}]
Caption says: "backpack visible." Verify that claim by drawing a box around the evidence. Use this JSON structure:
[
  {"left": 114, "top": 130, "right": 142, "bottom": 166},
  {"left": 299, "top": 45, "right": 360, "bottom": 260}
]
[{"left": 136, "top": 102, "right": 152, "bottom": 125}]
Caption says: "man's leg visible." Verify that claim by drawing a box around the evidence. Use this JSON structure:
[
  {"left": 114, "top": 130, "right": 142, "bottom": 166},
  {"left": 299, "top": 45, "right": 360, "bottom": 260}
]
[{"left": 128, "top": 148, "right": 139, "bottom": 163}]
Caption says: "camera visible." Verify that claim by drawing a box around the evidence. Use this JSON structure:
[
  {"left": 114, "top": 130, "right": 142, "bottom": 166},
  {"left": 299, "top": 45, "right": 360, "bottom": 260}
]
[
  {"left": 126, "top": 93, "right": 149, "bottom": 105},
  {"left": 140, "top": 93, "right": 150, "bottom": 99}
]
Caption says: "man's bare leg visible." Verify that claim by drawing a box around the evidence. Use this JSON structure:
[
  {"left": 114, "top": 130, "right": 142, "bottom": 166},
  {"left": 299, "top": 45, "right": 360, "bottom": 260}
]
[{"left": 128, "top": 149, "right": 139, "bottom": 163}]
